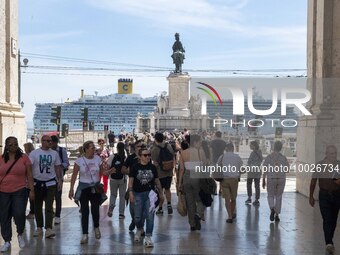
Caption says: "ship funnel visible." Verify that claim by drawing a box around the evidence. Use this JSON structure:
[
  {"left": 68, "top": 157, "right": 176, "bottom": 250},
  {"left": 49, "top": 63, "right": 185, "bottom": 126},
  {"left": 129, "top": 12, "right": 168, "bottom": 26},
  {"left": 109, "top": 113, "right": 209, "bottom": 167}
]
[{"left": 81, "top": 89, "right": 84, "bottom": 98}]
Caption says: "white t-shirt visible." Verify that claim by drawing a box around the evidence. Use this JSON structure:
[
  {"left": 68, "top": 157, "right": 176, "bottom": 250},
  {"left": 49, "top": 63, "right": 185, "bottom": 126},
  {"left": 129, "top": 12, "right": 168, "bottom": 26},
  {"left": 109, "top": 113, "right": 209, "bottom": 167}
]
[
  {"left": 29, "top": 148, "right": 61, "bottom": 183},
  {"left": 75, "top": 155, "right": 102, "bottom": 184},
  {"left": 218, "top": 152, "right": 243, "bottom": 178}
]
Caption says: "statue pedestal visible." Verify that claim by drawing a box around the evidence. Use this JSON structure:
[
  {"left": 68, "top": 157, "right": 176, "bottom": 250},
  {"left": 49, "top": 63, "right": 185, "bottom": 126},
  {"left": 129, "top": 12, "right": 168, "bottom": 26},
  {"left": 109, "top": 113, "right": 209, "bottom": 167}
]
[{"left": 167, "top": 73, "right": 190, "bottom": 117}]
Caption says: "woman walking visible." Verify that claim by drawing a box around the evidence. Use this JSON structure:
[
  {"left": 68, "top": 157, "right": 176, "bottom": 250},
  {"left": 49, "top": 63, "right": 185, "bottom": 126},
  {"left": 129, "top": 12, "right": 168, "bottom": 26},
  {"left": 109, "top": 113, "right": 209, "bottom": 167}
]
[
  {"left": 262, "top": 141, "right": 289, "bottom": 222},
  {"left": 69, "top": 140, "right": 105, "bottom": 244},
  {"left": 0, "top": 137, "right": 34, "bottom": 252},
  {"left": 24, "top": 142, "right": 35, "bottom": 219},
  {"left": 245, "top": 141, "right": 263, "bottom": 206},
  {"left": 128, "top": 147, "right": 163, "bottom": 247},
  {"left": 178, "top": 134, "right": 206, "bottom": 231}
]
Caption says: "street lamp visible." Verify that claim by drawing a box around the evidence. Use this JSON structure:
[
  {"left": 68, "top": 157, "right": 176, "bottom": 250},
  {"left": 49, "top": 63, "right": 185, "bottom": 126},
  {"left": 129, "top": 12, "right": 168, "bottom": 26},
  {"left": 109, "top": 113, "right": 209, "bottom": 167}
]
[{"left": 18, "top": 51, "right": 28, "bottom": 105}]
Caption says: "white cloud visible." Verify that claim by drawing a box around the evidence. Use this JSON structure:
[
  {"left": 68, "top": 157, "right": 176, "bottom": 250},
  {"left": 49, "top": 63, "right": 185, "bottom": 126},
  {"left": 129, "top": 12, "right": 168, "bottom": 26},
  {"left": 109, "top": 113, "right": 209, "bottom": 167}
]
[
  {"left": 86, "top": 0, "right": 246, "bottom": 31},
  {"left": 86, "top": 0, "right": 306, "bottom": 49}
]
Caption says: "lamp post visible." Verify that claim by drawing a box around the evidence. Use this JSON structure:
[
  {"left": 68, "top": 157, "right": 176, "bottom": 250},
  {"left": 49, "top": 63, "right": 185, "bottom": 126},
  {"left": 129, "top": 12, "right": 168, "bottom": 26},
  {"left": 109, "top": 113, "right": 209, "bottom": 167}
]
[{"left": 18, "top": 50, "right": 28, "bottom": 105}]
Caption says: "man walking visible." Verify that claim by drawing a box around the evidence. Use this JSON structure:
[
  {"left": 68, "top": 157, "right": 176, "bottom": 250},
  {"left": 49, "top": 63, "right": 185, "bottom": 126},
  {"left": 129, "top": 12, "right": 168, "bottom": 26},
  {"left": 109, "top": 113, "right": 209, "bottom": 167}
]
[
  {"left": 151, "top": 133, "right": 175, "bottom": 215},
  {"left": 29, "top": 135, "right": 62, "bottom": 238},
  {"left": 50, "top": 135, "right": 69, "bottom": 225},
  {"left": 217, "top": 142, "right": 242, "bottom": 223},
  {"left": 309, "top": 145, "right": 340, "bottom": 254}
]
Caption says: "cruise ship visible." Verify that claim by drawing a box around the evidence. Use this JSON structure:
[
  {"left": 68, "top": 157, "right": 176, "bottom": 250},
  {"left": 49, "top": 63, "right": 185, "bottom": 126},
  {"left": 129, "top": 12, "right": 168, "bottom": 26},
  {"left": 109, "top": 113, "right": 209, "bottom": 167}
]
[
  {"left": 33, "top": 79, "right": 158, "bottom": 134},
  {"left": 33, "top": 79, "right": 298, "bottom": 135}
]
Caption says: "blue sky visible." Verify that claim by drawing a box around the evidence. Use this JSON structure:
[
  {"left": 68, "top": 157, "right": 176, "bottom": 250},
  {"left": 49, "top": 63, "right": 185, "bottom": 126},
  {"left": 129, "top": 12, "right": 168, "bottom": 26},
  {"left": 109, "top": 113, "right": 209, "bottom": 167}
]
[{"left": 19, "top": 0, "right": 308, "bottom": 122}]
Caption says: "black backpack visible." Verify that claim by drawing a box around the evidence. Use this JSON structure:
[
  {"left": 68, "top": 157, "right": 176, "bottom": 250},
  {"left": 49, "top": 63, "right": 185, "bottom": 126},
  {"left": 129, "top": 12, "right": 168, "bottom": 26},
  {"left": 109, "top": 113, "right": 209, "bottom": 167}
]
[
  {"left": 158, "top": 144, "right": 174, "bottom": 171},
  {"left": 110, "top": 154, "right": 126, "bottom": 179},
  {"left": 58, "top": 147, "right": 68, "bottom": 175}
]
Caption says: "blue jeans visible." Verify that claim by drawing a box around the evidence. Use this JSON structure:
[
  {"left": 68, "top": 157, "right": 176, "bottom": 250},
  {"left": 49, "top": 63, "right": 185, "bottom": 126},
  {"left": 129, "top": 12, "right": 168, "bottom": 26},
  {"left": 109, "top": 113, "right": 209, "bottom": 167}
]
[
  {"left": 0, "top": 188, "right": 27, "bottom": 242},
  {"left": 133, "top": 191, "right": 154, "bottom": 236},
  {"left": 319, "top": 189, "right": 340, "bottom": 245}
]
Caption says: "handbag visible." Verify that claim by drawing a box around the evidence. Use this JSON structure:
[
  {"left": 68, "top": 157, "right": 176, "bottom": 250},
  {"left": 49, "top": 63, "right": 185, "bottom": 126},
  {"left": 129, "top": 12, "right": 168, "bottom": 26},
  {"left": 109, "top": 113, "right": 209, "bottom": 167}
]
[
  {"left": 82, "top": 157, "right": 107, "bottom": 205},
  {"left": 177, "top": 191, "right": 187, "bottom": 216},
  {"left": 199, "top": 189, "right": 213, "bottom": 207},
  {"left": 94, "top": 182, "right": 104, "bottom": 194},
  {"left": 199, "top": 178, "right": 217, "bottom": 195}
]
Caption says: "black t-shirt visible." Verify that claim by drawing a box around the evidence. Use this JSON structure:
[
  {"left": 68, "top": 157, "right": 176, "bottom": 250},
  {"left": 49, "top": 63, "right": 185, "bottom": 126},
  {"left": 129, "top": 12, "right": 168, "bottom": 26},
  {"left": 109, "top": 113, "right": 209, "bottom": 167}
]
[
  {"left": 210, "top": 139, "right": 227, "bottom": 164},
  {"left": 129, "top": 162, "right": 158, "bottom": 192},
  {"left": 110, "top": 154, "right": 126, "bottom": 179}
]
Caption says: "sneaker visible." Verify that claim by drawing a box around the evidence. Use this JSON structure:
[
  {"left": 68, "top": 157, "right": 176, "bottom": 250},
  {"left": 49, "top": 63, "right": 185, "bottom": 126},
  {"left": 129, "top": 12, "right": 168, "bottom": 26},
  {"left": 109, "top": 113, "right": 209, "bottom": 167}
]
[
  {"left": 18, "top": 234, "right": 25, "bottom": 248},
  {"left": 54, "top": 217, "right": 61, "bottom": 225},
  {"left": 270, "top": 209, "right": 275, "bottom": 221},
  {"left": 167, "top": 205, "right": 173, "bottom": 215},
  {"left": 33, "top": 228, "right": 43, "bottom": 237},
  {"left": 156, "top": 208, "right": 163, "bottom": 215},
  {"left": 80, "top": 234, "right": 88, "bottom": 244},
  {"left": 129, "top": 221, "right": 135, "bottom": 232},
  {"left": 252, "top": 200, "right": 260, "bottom": 206},
  {"left": 326, "top": 244, "right": 335, "bottom": 254},
  {"left": 144, "top": 236, "right": 154, "bottom": 247},
  {"left": 275, "top": 214, "right": 280, "bottom": 222},
  {"left": 226, "top": 219, "right": 233, "bottom": 223},
  {"left": 94, "top": 228, "right": 101, "bottom": 239},
  {"left": 107, "top": 205, "right": 114, "bottom": 217},
  {"left": 0, "top": 242, "right": 10, "bottom": 252},
  {"left": 245, "top": 198, "right": 251, "bottom": 204},
  {"left": 134, "top": 229, "right": 142, "bottom": 242},
  {"left": 194, "top": 214, "right": 201, "bottom": 230},
  {"left": 45, "top": 228, "right": 55, "bottom": 238},
  {"left": 190, "top": 226, "right": 196, "bottom": 231},
  {"left": 119, "top": 214, "right": 125, "bottom": 219},
  {"left": 26, "top": 213, "right": 35, "bottom": 219}
]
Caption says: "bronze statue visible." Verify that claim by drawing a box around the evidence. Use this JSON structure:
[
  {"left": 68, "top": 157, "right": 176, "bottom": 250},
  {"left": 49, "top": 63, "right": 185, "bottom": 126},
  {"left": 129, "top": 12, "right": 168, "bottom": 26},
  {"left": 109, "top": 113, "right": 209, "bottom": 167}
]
[{"left": 171, "top": 33, "right": 185, "bottom": 73}]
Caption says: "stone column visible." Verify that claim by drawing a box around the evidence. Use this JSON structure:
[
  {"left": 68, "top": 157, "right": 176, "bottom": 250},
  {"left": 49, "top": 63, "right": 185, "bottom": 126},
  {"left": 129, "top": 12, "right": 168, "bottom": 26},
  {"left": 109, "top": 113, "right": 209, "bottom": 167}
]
[
  {"left": 149, "top": 113, "right": 156, "bottom": 134},
  {"left": 296, "top": 0, "right": 340, "bottom": 196},
  {"left": 167, "top": 73, "right": 190, "bottom": 117},
  {"left": 0, "top": 0, "right": 26, "bottom": 152}
]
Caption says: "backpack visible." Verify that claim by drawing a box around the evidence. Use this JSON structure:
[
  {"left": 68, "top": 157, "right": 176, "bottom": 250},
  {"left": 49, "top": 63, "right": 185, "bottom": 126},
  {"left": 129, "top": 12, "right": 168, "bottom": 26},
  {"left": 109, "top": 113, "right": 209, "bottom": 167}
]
[
  {"left": 58, "top": 147, "right": 68, "bottom": 175},
  {"left": 158, "top": 144, "right": 174, "bottom": 171},
  {"left": 110, "top": 154, "right": 126, "bottom": 180}
]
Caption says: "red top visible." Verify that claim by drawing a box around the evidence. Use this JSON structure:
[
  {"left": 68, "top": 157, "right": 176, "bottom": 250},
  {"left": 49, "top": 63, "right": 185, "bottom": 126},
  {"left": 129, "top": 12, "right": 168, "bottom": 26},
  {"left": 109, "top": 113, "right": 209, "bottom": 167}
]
[{"left": 0, "top": 154, "right": 32, "bottom": 193}]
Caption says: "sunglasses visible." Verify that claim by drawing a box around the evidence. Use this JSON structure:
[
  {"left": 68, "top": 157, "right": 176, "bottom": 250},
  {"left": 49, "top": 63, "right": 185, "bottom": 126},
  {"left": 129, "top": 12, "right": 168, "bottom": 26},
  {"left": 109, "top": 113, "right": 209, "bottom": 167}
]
[
  {"left": 7, "top": 143, "right": 18, "bottom": 147},
  {"left": 141, "top": 154, "right": 151, "bottom": 157}
]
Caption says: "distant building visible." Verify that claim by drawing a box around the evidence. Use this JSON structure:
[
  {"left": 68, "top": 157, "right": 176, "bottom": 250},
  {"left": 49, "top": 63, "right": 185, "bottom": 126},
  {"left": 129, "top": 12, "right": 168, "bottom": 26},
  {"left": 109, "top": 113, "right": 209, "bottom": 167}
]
[
  {"left": 33, "top": 79, "right": 298, "bottom": 135},
  {"left": 33, "top": 79, "right": 157, "bottom": 134}
]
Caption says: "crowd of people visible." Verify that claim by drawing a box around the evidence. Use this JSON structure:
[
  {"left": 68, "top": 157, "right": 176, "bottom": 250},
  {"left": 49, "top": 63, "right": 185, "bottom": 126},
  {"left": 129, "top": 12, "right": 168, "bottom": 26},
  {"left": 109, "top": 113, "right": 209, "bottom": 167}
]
[{"left": 0, "top": 130, "right": 339, "bottom": 253}]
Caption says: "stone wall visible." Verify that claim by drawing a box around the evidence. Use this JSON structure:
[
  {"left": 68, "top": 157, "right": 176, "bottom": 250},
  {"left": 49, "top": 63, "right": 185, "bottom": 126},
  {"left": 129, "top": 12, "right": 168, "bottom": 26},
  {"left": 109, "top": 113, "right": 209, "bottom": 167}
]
[{"left": 0, "top": 0, "right": 26, "bottom": 153}]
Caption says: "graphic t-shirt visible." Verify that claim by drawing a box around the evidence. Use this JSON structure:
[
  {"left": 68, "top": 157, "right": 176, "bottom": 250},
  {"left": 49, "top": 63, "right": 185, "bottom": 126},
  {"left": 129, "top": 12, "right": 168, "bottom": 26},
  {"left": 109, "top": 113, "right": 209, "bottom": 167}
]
[
  {"left": 0, "top": 154, "right": 32, "bottom": 193},
  {"left": 29, "top": 148, "right": 61, "bottom": 183},
  {"left": 75, "top": 155, "right": 102, "bottom": 184},
  {"left": 129, "top": 163, "right": 158, "bottom": 193}
]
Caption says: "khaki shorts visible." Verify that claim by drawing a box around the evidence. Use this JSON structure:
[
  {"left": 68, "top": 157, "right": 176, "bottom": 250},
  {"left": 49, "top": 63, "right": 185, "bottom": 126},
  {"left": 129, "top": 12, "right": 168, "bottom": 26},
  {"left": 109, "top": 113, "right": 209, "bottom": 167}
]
[{"left": 221, "top": 178, "right": 239, "bottom": 200}]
